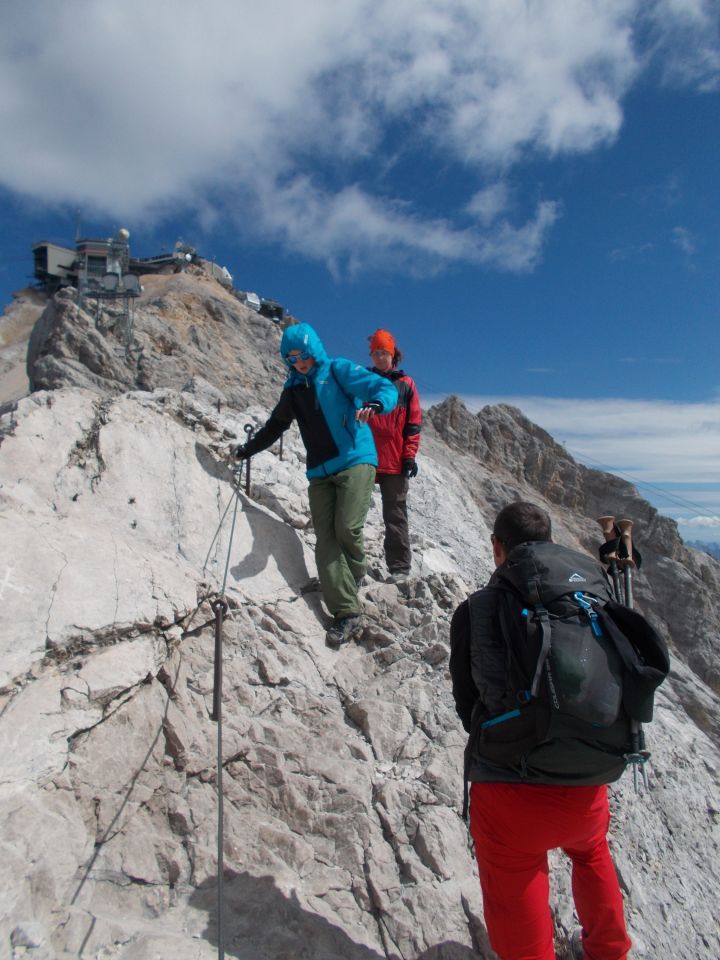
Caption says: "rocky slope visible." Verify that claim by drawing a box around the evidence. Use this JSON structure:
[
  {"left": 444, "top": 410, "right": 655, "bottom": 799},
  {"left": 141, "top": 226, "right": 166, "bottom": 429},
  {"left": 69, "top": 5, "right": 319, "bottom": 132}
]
[
  {"left": 25, "top": 269, "right": 287, "bottom": 409},
  {"left": 1, "top": 275, "right": 719, "bottom": 959},
  {"left": 0, "top": 288, "right": 48, "bottom": 404}
]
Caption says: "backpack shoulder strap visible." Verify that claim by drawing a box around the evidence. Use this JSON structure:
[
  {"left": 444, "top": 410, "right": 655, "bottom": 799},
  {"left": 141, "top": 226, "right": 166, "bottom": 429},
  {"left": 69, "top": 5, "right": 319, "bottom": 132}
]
[{"left": 494, "top": 586, "right": 551, "bottom": 700}]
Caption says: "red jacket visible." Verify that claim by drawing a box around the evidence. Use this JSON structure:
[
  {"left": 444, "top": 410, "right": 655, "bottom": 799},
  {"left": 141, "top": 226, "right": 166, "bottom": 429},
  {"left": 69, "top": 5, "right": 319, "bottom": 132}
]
[{"left": 368, "top": 368, "right": 422, "bottom": 475}]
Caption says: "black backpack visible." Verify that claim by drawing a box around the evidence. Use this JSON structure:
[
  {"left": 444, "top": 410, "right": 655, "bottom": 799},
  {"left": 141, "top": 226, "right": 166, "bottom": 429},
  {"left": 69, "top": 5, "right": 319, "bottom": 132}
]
[{"left": 464, "top": 541, "right": 670, "bottom": 794}]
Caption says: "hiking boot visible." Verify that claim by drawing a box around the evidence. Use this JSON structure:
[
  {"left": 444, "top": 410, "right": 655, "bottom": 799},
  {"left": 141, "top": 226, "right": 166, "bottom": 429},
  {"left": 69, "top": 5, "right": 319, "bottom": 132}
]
[
  {"left": 569, "top": 928, "right": 584, "bottom": 959},
  {"left": 386, "top": 570, "right": 410, "bottom": 584},
  {"left": 300, "top": 577, "right": 321, "bottom": 595},
  {"left": 325, "top": 615, "right": 359, "bottom": 649}
]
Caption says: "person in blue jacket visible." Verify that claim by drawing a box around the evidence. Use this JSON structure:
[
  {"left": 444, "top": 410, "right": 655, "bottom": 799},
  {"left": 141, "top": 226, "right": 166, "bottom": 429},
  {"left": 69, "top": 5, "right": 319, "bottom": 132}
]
[{"left": 234, "top": 323, "right": 398, "bottom": 647}]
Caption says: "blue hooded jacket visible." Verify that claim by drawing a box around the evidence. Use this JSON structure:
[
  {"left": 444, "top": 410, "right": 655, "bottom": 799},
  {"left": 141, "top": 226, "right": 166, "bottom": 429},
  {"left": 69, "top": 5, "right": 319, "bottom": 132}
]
[{"left": 243, "top": 323, "right": 398, "bottom": 479}]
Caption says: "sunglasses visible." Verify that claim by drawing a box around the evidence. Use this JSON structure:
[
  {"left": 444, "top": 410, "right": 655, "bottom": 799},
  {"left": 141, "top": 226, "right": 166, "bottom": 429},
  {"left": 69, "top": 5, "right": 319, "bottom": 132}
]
[{"left": 286, "top": 352, "right": 312, "bottom": 365}]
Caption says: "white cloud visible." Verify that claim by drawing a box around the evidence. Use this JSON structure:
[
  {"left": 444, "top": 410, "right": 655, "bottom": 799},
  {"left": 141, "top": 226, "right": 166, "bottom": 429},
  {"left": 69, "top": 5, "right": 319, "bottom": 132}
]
[
  {"left": 466, "top": 183, "right": 511, "bottom": 225},
  {"left": 683, "top": 515, "right": 720, "bottom": 529},
  {"left": 0, "top": 1, "right": 717, "bottom": 274},
  {"left": 618, "top": 356, "right": 682, "bottom": 365},
  {"left": 488, "top": 396, "right": 720, "bottom": 483},
  {"left": 648, "top": 0, "right": 720, "bottom": 90},
  {"left": 672, "top": 226, "right": 696, "bottom": 255},
  {"left": 425, "top": 392, "right": 720, "bottom": 538},
  {"left": 608, "top": 242, "right": 655, "bottom": 262},
  {"left": 250, "top": 173, "right": 560, "bottom": 275},
  {"left": 676, "top": 513, "right": 720, "bottom": 546}
]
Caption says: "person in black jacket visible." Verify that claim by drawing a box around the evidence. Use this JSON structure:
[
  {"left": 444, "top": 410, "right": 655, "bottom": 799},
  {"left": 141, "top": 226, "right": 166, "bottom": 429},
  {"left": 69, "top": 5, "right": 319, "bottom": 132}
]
[
  {"left": 449, "top": 501, "right": 631, "bottom": 960},
  {"left": 234, "top": 322, "right": 397, "bottom": 647}
]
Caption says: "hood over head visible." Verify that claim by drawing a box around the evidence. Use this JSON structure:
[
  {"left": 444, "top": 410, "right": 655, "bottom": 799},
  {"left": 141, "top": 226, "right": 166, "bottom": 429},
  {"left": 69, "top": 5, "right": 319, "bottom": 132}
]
[{"left": 280, "top": 323, "right": 328, "bottom": 365}]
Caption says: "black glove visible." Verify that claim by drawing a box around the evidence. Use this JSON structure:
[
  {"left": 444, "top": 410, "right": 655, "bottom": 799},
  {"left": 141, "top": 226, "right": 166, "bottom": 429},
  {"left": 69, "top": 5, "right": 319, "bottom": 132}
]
[
  {"left": 361, "top": 401, "right": 383, "bottom": 415},
  {"left": 402, "top": 458, "right": 418, "bottom": 478},
  {"left": 233, "top": 443, "right": 250, "bottom": 460}
]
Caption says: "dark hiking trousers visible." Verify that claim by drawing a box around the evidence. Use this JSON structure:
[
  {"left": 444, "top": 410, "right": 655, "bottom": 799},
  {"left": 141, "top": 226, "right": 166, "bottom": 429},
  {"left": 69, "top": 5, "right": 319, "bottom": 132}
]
[{"left": 377, "top": 472, "right": 411, "bottom": 574}]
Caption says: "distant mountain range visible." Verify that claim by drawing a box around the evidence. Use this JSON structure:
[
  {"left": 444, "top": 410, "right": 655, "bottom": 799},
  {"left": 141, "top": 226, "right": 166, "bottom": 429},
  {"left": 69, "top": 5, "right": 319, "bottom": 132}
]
[{"left": 686, "top": 539, "right": 720, "bottom": 561}]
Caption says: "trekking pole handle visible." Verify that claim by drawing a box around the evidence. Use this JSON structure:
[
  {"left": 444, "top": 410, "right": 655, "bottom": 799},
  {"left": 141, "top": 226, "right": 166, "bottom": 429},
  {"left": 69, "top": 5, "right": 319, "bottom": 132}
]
[
  {"left": 618, "top": 519, "right": 635, "bottom": 565},
  {"left": 597, "top": 515, "right": 617, "bottom": 547},
  {"left": 597, "top": 515, "right": 623, "bottom": 602}
]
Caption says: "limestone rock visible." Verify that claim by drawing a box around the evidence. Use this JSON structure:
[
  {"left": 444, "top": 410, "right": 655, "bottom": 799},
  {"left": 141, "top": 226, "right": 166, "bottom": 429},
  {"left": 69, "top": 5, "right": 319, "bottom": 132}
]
[
  {"left": 26, "top": 274, "right": 287, "bottom": 410},
  {"left": 1, "top": 270, "right": 719, "bottom": 959},
  {"left": 0, "top": 287, "right": 48, "bottom": 405}
]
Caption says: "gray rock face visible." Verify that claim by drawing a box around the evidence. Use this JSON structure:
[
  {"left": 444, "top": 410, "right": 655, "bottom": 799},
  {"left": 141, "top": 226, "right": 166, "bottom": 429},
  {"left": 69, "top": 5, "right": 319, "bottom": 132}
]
[
  {"left": 428, "top": 397, "right": 720, "bottom": 699},
  {"left": 0, "top": 287, "right": 47, "bottom": 404},
  {"left": 26, "top": 272, "right": 287, "bottom": 410},
  {"left": 1, "top": 275, "right": 719, "bottom": 959}
]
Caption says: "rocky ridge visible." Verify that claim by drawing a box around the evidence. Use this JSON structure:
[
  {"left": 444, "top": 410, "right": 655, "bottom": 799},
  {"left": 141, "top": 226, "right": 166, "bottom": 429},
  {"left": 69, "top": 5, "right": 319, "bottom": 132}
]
[
  {"left": 1, "top": 275, "right": 719, "bottom": 959},
  {"left": 0, "top": 288, "right": 48, "bottom": 404}
]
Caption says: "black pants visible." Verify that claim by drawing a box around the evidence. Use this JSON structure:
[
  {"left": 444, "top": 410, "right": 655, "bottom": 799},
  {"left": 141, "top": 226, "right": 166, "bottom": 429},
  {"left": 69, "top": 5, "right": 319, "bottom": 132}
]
[{"left": 377, "top": 473, "right": 411, "bottom": 574}]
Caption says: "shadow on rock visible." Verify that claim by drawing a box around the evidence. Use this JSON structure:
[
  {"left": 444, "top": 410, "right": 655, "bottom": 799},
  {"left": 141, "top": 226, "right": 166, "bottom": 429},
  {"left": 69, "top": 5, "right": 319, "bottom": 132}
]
[
  {"left": 195, "top": 441, "right": 314, "bottom": 601},
  {"left": 195, "top": 441, "right": 237, "bottom": 485},
  {"left": 190, "top": 870, "right": 493, "bottom": 960},
  {"left": 230, "top": 497, "right": 312, "bottom": 593}
]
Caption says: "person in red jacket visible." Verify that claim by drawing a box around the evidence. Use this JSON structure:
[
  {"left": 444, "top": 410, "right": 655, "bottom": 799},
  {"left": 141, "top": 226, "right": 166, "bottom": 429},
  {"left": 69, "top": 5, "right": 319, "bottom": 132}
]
[{"left": 366, "top": 329, "right": 422, "bottom": 581}]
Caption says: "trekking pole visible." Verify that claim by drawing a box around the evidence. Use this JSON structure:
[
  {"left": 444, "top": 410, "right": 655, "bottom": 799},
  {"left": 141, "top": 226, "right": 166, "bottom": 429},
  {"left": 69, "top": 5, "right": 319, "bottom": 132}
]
[
  {"left": 211, "top": 597, "right": 229, "bottom": 724},
  {"left": 244, "top": 424, "right": 255, "bottom": 497},
  {"left": 618, "top": 519, "right": 634, "bottom": 609},
  {"left": 208, "top": 459, "right": 244, "bottom": 960},
  {"left": 630, "top": 722, "right": 650, "bottom": 792},
  {"left": 597, "top": 516, "right": 623, "bottom": 603},
  {"left": 211, "top": 596, "right": 227, "bottom": 960},
  {"left": 616, "top": 518, "right": 650, "bottom": 792}
]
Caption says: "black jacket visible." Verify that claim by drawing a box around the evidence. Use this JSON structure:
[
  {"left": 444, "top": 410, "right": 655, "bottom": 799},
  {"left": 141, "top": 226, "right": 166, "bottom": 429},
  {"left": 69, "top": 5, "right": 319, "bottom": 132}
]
[
  {"left": 243, "top": 358, "right": 397, "bottom": 477},
  {"left": 450, "top": 574, "right": 525, "bottom": 783},
  {"left": 450, "top": 554, "right": 641, "bottom": 788}
]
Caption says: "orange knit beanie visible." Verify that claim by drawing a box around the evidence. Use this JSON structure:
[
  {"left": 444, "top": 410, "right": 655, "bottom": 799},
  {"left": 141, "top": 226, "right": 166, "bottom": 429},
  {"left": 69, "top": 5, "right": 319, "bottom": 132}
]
[{"left": 369, "top": 329, "right": 396, "bottom": 355}]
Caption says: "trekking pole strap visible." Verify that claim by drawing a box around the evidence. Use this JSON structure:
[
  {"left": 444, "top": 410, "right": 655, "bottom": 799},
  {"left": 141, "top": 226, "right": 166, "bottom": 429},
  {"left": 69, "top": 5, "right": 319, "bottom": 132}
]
[{"left": 610, "top": 559, "right": 623, "bottom": 604}]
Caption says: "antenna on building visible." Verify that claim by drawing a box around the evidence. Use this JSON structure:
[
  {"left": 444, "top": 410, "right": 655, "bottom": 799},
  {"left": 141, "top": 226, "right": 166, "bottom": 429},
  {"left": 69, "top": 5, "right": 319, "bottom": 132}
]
[{"left": 75, "top": 209, "right": 81, "bottom": 242}]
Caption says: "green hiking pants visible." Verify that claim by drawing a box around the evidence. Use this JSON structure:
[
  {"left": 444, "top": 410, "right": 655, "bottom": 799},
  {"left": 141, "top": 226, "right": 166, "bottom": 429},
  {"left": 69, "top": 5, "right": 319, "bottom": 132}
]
[{"left": 308, "top": 463, "right": 375, "bottom": 619}]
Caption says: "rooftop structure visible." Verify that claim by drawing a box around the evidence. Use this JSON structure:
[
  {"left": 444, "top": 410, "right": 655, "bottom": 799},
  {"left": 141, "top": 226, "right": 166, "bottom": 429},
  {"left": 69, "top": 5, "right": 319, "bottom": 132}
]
[{"left": 31, "top": 229, "right": 285, "bottom": 320}]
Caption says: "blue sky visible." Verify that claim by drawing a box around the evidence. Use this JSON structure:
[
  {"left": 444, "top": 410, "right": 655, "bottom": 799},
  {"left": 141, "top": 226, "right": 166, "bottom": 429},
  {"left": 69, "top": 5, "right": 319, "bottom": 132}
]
[{"left": 1, "top": 1, "right": 719, "bottom": 543}]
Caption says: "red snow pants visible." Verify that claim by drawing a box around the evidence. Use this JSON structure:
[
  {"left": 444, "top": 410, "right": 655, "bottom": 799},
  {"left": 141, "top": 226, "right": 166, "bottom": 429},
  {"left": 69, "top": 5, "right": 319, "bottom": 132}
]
[{"left": 469, "top": 782, "right": 632, "bottom": 960}]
